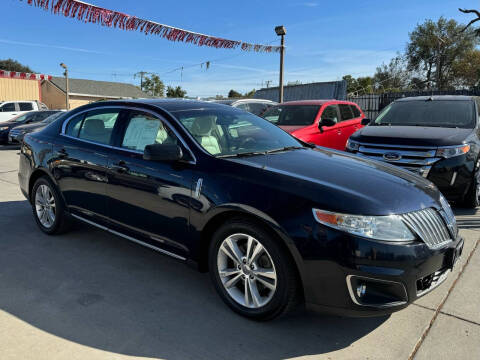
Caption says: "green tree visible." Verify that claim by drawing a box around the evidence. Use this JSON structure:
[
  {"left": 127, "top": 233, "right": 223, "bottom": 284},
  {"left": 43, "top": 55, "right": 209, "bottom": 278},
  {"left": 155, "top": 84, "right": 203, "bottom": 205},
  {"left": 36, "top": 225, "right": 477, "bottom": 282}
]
[
  {"left": 0, "top": 59, "right": 34, "bottom": 73},
  {"left": 406, "top": 17, "right": 477, "bottom": 90},
  {"left": 452, "top": 49, "right": 480, "bottom": 88},
  {"left": 373, "top": 55, "right": 411, "bottom": 92},
  {"left": 142, "top": 74, "right": 165, "bottom": 97},
  {"left": 228, "top": 89, "right": 242, "bottom": 98},
  {"left": 243, "top": 89, "right": 256, "bottom": 98},
  {"left": 166, "top": 85, "right": 187, "bottom": 98}
]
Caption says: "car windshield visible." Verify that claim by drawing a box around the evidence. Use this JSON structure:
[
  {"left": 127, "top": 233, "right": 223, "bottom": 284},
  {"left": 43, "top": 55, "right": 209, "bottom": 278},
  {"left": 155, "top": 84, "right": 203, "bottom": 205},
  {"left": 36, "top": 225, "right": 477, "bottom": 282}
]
[
  {"left": 170, "top": 107, "right": 302, "bottom": 157},
  {"left": 41, "top": 112, "right": 63, "bottom": 124},
  {"left": 262, "top": 105, "right": 320, "bottom": 126},
  {"left": 10, "top": 113, "right": 30, "bottom": 122},
  {"left": 374, "top": 100, "right": 475, "bottom": 128}
]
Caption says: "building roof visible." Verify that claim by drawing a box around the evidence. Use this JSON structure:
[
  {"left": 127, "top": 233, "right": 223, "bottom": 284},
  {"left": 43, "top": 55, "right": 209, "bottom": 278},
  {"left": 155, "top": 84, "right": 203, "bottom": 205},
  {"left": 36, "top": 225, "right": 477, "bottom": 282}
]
[{"left": 49, "top": 76, "right": 148, "bottom": 99}]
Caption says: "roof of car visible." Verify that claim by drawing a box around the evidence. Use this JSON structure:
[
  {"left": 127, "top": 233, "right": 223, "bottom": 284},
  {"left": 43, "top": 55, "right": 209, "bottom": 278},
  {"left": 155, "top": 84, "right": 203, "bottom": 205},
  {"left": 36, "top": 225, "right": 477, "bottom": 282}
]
[
  {"left": 279, "top": 100, "right": 350, "bottom": 106},
  {"left": 396, "top": 95, "right": 477, "bottom": 102},
  {"left": 210, "top": 99, "right": 277, "bottom": 105},
  {"left": 91, "top": 98, "right": 236, "bottom": 112}
]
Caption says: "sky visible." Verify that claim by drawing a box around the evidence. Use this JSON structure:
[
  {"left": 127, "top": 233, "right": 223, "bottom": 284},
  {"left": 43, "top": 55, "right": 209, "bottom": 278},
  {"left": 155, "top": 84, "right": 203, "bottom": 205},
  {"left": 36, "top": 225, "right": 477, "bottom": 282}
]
[{"left": 1, "top": 0, "right": 478, "bottom": 98}]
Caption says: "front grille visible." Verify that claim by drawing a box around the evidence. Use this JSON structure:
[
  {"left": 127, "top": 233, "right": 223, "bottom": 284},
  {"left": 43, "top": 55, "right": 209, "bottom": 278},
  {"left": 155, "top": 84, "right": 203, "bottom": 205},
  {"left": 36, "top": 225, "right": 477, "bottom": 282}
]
[
  {"left": 356, "top": 143, "right": 440, "bottom": 178},
  {"left": 401, "top": 208, "right": 452, "bottom": 249}
]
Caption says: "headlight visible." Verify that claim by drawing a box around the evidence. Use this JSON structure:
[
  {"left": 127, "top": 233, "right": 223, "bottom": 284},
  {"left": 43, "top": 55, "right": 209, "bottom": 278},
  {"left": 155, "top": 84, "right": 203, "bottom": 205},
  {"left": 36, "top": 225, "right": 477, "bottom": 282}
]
[
  {"left": 0, "top": 126, "right": 9, "bottom": 131},
  {"left": 346, "top": 139, "right": 360, "bottom": 151},
  {"left": 313, "top": 208, "right": 415, "bottom": 242},
  {"left": 436, "top": 144, "right": 470, "bottom": 158}
]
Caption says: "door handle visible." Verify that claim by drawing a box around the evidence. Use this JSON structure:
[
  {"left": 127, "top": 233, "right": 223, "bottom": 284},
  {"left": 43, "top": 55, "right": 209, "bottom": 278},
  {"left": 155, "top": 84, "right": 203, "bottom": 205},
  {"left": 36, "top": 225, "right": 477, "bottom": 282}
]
[{"left": 111, "top": 161, "right": 129, "bottom": 173}]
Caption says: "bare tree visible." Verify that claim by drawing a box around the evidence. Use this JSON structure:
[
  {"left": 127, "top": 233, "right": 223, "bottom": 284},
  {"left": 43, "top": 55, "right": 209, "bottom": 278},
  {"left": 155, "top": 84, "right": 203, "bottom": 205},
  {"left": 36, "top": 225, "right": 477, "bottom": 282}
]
[{"left": 459, "top": 8, "right": 480, "bottom": 34}]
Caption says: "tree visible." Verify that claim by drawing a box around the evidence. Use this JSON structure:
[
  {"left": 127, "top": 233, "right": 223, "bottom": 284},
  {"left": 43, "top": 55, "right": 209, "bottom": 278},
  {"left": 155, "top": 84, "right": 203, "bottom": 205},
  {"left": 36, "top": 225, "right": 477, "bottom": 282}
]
[
  {"left": 244, "top": 89, "right": 256, "bottom": 98},
  {"left": 142, "top": 74, "right": 165, "bottom": 97},
  {"left": 406, "top": 17, "right": 477, "bottom": 90},
  {"left": 343, "top": 75, "right": 374, "bottom": 95},
  {"left": 459, "top": 8, "right": 480, "bottom": 35},
  {"left": 228, "top": 89, "right": 242, "bottom": 98},
  {"left": 0, "top": 59, "right": 34, "bottom": 73},
  {"left": 452, "top": 49, "right": 480, "bottom": 88},
  {"left": 373, "top": 55, "right": 411, "bottom": 92},
  {"left": 166, "top": 85, "right": 187, "bottom": 98}
]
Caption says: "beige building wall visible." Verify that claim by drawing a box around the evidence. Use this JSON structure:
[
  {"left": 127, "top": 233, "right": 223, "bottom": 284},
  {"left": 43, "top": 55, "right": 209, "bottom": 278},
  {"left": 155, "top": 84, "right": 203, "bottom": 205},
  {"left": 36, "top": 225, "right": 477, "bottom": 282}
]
[
  {"left": 0, "top": 78, "right": 40, "bottom": 101},
  {"left": 41, "top": 81, "right": 67, "bottom": 110},
  {"left": 69, "top": 96, "right": 95, "bottom": 109}
]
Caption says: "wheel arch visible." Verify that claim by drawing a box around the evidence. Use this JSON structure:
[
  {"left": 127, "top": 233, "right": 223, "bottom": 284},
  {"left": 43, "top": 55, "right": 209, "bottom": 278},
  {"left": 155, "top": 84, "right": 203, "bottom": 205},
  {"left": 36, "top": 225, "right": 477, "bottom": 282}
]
[
  {"left": 196, "top": 206, "right": 306, "bottom": 298},
  {"left": 28, "top": 168, "right": 61, "bottom": 204}
]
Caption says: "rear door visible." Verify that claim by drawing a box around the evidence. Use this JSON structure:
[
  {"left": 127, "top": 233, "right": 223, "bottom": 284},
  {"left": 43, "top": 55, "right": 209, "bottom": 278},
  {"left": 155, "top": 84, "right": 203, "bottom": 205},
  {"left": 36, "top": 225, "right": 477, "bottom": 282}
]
[
  {"left": 349, "top": 104, "right": 364, "bottom": 133},
  {"left": 337, "top": 104, "right": 358, "bottom": 148},
  {"left": 52, "top": 108, "right": 124, "bottom": 225}
]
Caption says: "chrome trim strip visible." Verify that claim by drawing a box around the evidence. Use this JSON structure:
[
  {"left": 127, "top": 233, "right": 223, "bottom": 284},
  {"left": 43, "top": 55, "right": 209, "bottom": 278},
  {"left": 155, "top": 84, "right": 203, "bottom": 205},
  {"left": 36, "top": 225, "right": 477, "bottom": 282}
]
[
  {"left": 195, "top": 178, "right": 203, "bottom": 199},
  {"left": 450, "top": 172, "right": 458, "bottom": 186},
  {"left": 359, "top": 154, "right": 440, "bottom": 166},
  {"left": 346, "top": 275, "right": 408, "bottom": 307},
  {"left": 358, "top": 146, "right": 436, "bottom": 158},
  {"left": 416, "top": 269, "right": 450, "bottom": 297},
  {"left": 71, "top": 214, "right": 186, "bottom": 261},
  {"left": 354, "top": 141, "right": 437, "bottom": 149},
  {"left": 60, "top": 105, "right": 197, "bottom": 164}
]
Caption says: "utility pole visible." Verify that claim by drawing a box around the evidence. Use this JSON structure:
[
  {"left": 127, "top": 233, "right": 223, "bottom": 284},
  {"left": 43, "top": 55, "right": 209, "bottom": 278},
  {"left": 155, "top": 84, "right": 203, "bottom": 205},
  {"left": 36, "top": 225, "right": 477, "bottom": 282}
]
[
  {"left": 275, "top": 26, "right": 286, "bottom": 103},
  {"left": 265, "top": 80, "right": 272, "bottom": 88},
  {"left": 135, "top": 71, "right": 148, "bottom": 91},
  {"left": 60, "top": 63, "right": 69, "bottom": 110}
]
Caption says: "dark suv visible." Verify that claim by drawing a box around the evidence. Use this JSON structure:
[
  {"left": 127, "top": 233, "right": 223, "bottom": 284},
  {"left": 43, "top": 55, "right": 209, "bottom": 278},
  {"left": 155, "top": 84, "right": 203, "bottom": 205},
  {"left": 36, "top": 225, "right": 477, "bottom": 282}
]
[{"left": 347, "top": 96, "right": 480, "bottom": 207}]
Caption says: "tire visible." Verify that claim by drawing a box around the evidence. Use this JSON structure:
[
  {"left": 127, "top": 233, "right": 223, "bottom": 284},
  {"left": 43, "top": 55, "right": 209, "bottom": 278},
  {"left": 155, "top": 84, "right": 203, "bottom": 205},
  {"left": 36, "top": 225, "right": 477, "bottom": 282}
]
[
  {"left": 31, "top": 176, "right": 71, "bottom": 235},
  {"left": 208, "top": 218, "right": 300, "bottom": 321},
  {"left": 462, "top": 169, "right": 480, "bottom": 208}
]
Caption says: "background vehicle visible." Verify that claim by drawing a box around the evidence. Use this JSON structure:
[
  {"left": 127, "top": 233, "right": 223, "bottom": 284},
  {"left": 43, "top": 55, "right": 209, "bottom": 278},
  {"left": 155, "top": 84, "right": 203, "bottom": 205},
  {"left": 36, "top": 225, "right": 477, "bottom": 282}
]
[
  {"left": 347, "top": 96, "right": 480, "bottom": 207},
  {"left": 9, "top": 111, "right": 66, "bottom": 143},
  {"left": 0, "top": 100, "right": 48, "bottom": 123},
  {"left": 0, "top": 110, "right": 61, "bottom": 144},
  {"left": 19, "top": 100, "right": 462, "bottom": 320},
  {"left": 262, "top": 100, "right": 366, "bottom": 150},
  {"left": 210, "top": 99, "right": 277, "bottom": 116}
]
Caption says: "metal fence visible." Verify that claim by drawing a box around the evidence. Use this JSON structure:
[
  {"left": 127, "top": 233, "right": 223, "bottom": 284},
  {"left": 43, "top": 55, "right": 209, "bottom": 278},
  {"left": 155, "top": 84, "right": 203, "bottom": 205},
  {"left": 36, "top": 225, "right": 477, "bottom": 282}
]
[
  {"left": 347, "top": 89, "right": 480, "bottom": 119},
  {"left": 254, "top": 80, "right": 347, "bottom": 102}
]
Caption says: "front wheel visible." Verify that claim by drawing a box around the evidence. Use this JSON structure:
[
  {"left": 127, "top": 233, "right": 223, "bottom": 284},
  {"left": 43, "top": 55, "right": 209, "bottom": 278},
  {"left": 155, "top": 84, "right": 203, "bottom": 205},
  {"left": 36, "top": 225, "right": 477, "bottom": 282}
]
[
  {"left": 462, "top": 169, "right": 480, "bottom": 208},
  {"left": 209, "top": 218, "right": 300, "bottom": 320}
]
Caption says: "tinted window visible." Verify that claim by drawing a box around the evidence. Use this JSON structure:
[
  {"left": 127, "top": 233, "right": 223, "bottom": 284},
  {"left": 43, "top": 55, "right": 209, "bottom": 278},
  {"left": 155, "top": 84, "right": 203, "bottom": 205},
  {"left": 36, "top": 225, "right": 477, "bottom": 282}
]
[
  {"left": 321, "top": 105, "right": 339, "bottom": 123},
  {"left": 1, "top": 103, "right": 15, "bottom": 112},
  {"left": 121, "top": 111, "right": 177, "bottom": 152},
  {"left": 172, "top": 107, "right": 301, "bottom": 156},
  {"left": 262, "top": 105, "right": 320, "bottom": 126},
  {"left": 350, "top": 105, "right": 361, "bottom": 118},
  {"left": 41, "top": 112, "right": 63, "bottom": 124},
  {"left": 34, "top": 111, "right": 58, "bottom": 122},
  {"left": 65, "top": 113, "right": 84, "bottom": 137},
  {"left": 375, "top": 100, "right": 475, "bottom": 128},
  {"left": 78, "top": 110, "right": 120, "bottom": 144},
  {"left": 248, "top": 103, "right": 270, "bottom": 116},
  {"left": 235, "top": 103, "right": 249, "bottom": 111},
  {"left": 339, "top": 104, "right": 354, "bottom": 121},
  {"left": 19, "top": 102, "right": 34, "bottom": 111}
]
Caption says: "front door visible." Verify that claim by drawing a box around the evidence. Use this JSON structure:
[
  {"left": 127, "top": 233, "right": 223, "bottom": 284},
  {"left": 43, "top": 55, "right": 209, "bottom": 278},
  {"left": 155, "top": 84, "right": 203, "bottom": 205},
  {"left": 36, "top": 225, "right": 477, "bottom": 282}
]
[
  {"left": 52, "top": 108, "right": 124, "bottom": 225},
  {"left": 106, "top": 109, "right": 193, "bottom": 258}
]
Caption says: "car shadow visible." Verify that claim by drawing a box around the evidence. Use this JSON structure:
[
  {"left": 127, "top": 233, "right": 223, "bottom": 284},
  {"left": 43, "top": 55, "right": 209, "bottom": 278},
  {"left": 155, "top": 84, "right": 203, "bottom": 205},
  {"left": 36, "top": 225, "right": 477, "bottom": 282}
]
[
  {"left": 453, "top": 206, "right": 480, "bottom": 230},
  {"left": 0, "top": 144, "right": 20, "bottom": 150},
  {"left": 0, "top": 200, "right": 388, "bottom": 359}
]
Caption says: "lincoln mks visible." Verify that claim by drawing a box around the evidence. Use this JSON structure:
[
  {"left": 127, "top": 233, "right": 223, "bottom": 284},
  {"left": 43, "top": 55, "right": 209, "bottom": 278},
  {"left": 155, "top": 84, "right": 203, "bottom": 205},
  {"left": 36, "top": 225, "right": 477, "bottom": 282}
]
[{"left": 19, "top": 100, "right": 463, "bottom": 320}]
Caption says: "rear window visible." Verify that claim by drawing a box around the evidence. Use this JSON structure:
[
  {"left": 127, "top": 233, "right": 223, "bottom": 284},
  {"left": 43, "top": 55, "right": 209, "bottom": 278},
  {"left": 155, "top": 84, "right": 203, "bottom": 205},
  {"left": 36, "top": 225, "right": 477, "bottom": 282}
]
[
  {"left": 375, "top": 100, "right": 475, "bottom": 128},
  {"left": 262, "top": 105, "right": 320, "bottom": 126}
]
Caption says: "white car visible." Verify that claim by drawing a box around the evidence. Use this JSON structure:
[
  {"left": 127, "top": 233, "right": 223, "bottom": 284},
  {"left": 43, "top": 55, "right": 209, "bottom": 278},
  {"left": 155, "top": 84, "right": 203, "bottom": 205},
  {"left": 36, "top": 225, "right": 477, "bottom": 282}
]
[{"left": 0, "top": 101, "right": 48, "bottom": 123}]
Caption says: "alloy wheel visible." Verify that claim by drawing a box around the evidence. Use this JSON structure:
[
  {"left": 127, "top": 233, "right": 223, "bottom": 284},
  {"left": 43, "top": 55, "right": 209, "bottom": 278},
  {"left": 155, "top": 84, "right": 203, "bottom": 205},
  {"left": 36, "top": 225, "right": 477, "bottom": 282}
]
[
  {"left": 35, "top": 184, "right": 56, "bottom": 228},
  {"left": 217, "top": 233, "right": 277, "bottom": 308}
]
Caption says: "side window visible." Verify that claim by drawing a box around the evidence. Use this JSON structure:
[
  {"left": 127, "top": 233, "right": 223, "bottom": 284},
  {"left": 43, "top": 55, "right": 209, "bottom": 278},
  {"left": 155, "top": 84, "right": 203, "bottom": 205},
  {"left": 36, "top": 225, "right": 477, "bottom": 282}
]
[
  {"left": 78, "top": 109, "right": 120, "bottom": 145},
  {"left": 121, "top": 111, "right": 177, "bottom": 152},
  {"left": 263, "top": 107, "right": 281, "bottom": 124},
  {"left": 248, "top": 103, "right": 268, "bottom": 116},
  {"left": 19, "top": 102, "right": 34, "bottom": 111},
  {"left": 235, "top": 103, "right": 250, "bottom": 112},
  {"left": 339, "top": 104, "right": 354, "bottom": 121},
  {"left": 0, "top": 102, "right": 16, "bottom": 112},
  {"left": 350, "top": 105, "right": 361, "bottom": 118},
  {"left": 321, "top": 105, "right": 339, "bottom": 123},
  {"left": 65, "top": 113, "right": 84, "bottom": 137}
]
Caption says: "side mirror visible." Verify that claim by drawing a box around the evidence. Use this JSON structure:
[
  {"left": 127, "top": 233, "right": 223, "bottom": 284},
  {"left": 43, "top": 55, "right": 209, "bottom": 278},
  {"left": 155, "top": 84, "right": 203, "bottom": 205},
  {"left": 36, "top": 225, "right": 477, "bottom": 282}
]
[
  {"left": 319, "top": 118, "right": 336, "bottom": 133},
  {"left": 361, "top": 118, "right": 371, "bottom": 126},
  {"left": 143, "top": 143, "right": 183, "bottom": 162}
]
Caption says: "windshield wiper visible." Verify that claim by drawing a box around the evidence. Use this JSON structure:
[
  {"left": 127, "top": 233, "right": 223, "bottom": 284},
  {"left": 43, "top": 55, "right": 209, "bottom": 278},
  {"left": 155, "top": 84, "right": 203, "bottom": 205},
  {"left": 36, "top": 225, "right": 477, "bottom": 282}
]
[
  {"left": 217, "top": 151, "right": 266, "bottom": 158},
  {"left": 265, "top": 146, "right": 306, "bottom": 154}
]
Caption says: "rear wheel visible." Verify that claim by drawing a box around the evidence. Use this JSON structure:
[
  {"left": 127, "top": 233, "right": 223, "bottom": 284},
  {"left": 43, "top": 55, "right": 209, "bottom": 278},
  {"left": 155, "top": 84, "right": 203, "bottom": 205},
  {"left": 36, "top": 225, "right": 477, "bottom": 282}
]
[
  {"left": 462, "top": 168, "right": 480, "bottom": 208},
  {"left": 209, "top": 218, "right": 300, "bottom": 320},
  {"left": 31, "top": 176, "right": 70, "bottom": 234}
]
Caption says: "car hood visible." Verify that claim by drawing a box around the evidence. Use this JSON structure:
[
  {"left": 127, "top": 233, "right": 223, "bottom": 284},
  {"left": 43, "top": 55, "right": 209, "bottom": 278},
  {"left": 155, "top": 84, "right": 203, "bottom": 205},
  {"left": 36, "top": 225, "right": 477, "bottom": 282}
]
[
  {"left": 351, "top": 125, "right": 472, "bottom": 147},
  {"left": 279, "top": 125, "right": 307, "bottom": 133},
  {"left": 226, "top": 148, "right": 440, "bottom": 216},
  {"left": 12, "top": 122, "right": 45, "bottom": 131}
]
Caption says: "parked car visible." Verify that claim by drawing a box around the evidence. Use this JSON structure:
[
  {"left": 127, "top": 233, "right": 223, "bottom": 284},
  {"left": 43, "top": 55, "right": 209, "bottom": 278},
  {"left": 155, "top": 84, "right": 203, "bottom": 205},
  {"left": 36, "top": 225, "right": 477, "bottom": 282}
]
[
  {"left": 261, "top": 100, "right": 366, "bottom": 150},
  {"left": 0, "top": 110, "right": 62, "bottom": 144},
  {"left": 0, "top": 100, "right": 48, "bottom": 123},
  {"left": 210, "top": 99, "right": 277, "bottom": 116},
  {"left": 346, "top": 96, "right": 480, "bottom": 207},
  {"left": 19, "top": 99, "right": 462, "bottom": 320},
  {"left": 8, "top": 111, "right": 66, "bottom": 143}
]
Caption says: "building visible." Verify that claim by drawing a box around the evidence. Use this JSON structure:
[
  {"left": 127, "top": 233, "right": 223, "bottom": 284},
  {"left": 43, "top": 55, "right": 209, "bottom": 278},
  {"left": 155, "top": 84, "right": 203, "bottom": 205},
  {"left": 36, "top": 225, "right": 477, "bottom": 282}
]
[
  {"left": 0, "top": 70, "right": 51, "bottom": 102},
  {"left": 41, "top": 77, "right": 148, "bottom": 109},
  {"left": 254, "top": 80, "right": 347, "bottom": 102}
]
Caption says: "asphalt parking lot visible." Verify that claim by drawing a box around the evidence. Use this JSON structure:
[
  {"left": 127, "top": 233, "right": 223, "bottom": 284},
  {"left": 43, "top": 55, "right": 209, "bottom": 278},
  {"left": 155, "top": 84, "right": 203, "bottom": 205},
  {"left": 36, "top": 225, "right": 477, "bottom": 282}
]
[{"left": 0, "top": 145, "right": 479, "bottom": 360}]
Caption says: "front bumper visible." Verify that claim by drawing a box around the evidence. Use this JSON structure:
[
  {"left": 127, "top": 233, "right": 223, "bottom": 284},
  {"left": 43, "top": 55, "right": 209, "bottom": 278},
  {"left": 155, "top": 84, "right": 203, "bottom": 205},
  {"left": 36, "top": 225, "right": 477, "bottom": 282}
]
[{"left": 301, "top": 225, "right": 463, "bottom": 317}]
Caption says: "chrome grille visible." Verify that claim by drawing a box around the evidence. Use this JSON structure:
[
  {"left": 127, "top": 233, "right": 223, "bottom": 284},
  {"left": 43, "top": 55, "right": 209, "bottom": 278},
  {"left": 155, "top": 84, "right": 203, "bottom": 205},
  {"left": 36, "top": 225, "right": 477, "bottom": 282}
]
[
  {"left": 355, "top": 143, "right": 440, "bottom": 178},
  {"left": 439, "top": 195, "right": 458, "bottom": 238},
  {"left": 401, "top": 208, "right": 452, "bottom": 249}
]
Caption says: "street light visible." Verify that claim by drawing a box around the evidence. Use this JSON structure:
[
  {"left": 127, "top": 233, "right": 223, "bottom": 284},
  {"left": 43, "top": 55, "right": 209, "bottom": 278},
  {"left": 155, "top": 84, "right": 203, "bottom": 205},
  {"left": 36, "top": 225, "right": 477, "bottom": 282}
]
[
  {"left": 275, "top": 25, "right": 286, "bottom": 103},
  {"left": 60, "top": 63, "right": 69, "bottom": 110}
]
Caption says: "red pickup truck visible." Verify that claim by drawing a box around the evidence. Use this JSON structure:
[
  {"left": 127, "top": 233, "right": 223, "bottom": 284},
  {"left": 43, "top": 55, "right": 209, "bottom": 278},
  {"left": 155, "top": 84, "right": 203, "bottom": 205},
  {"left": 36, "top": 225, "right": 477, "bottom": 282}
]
[{"left": 261, "top": 100, "right": 366, "bottom": 150}]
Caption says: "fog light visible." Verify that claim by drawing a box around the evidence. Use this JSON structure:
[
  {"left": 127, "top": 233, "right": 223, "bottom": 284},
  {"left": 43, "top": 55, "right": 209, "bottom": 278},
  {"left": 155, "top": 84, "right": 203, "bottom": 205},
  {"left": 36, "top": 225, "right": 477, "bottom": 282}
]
[{"left": 356, "top": 283, "right": 366, "bottom": 298}]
